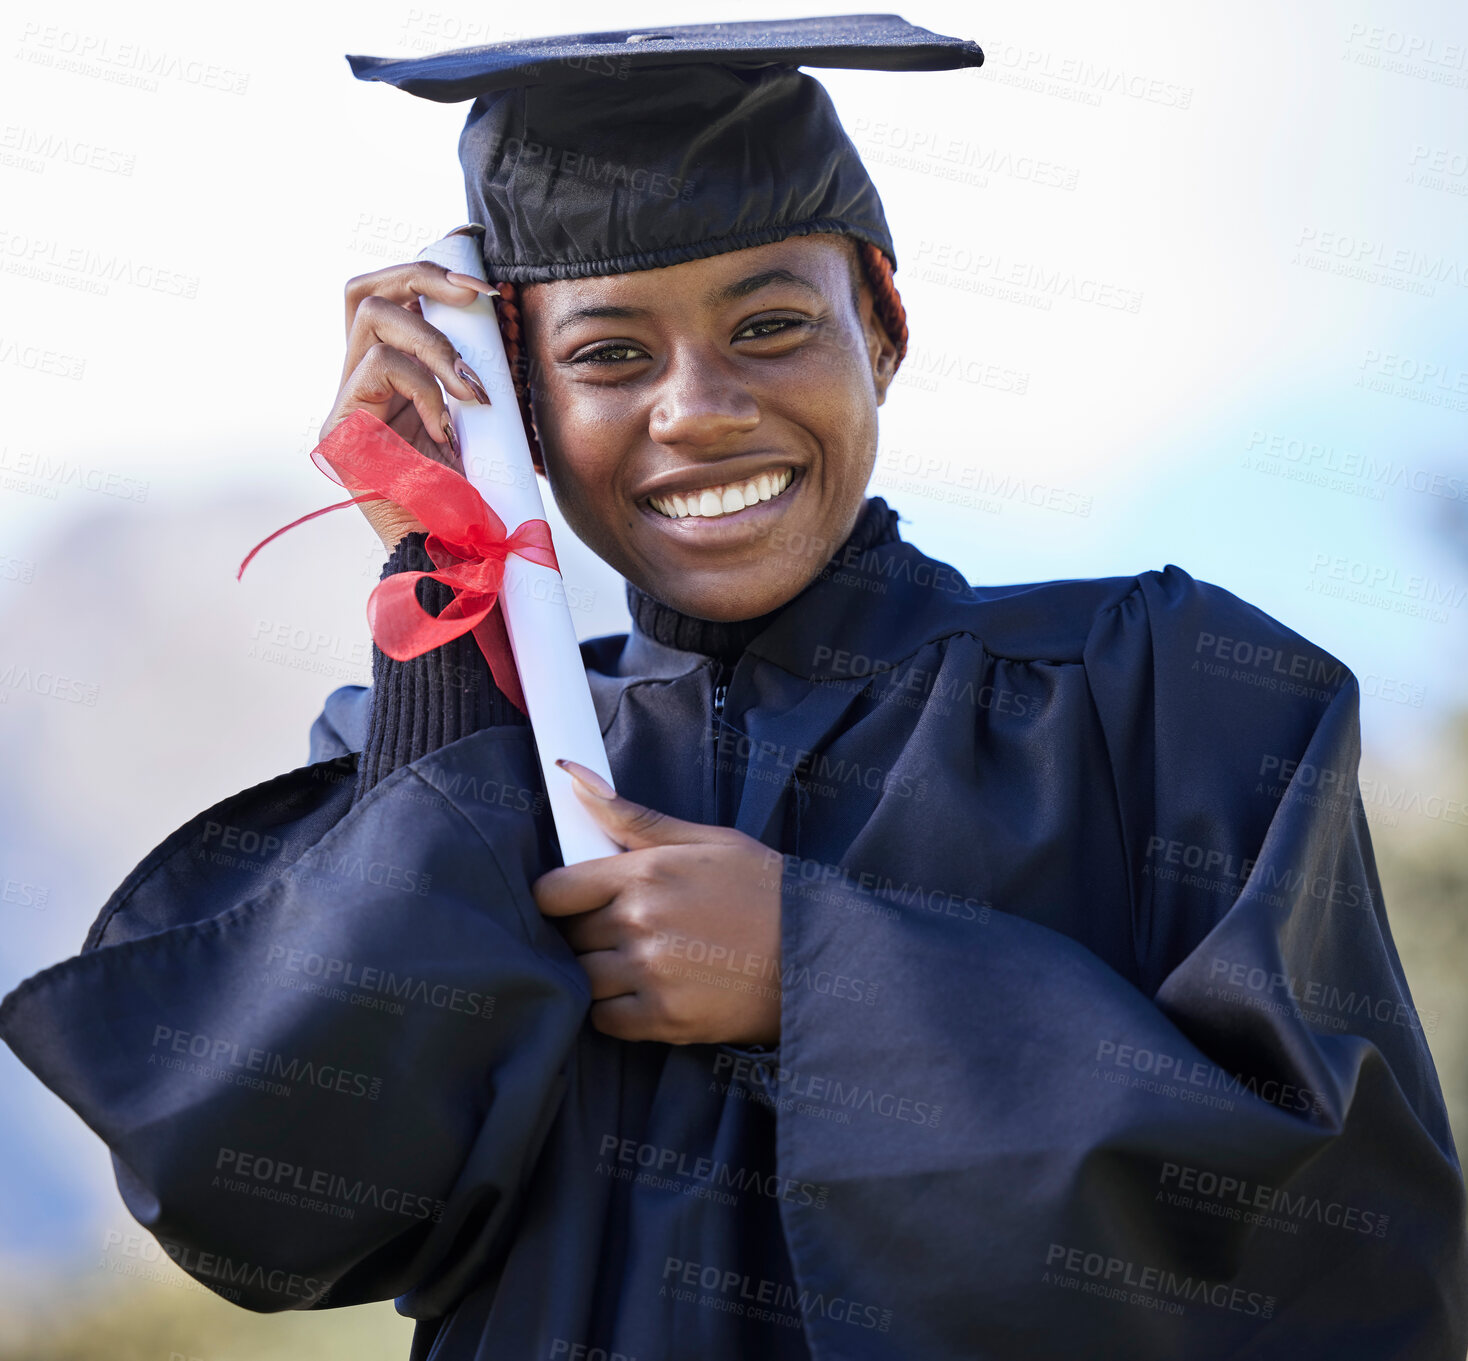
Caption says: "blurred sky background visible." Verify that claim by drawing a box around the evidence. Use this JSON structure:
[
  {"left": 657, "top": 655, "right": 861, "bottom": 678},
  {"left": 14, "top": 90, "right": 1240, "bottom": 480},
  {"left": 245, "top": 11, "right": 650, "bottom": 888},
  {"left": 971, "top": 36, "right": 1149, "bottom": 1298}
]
[{"left": 1, "top": 1, "right": 1465, "bottom": 1356}]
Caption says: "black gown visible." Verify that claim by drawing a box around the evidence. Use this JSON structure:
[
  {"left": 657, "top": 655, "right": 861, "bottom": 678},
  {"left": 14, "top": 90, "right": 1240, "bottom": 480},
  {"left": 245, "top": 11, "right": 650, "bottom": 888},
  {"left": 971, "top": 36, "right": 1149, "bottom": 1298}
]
[{"left": 2, "top": 497, "right": 1465, "bottom": 1360}]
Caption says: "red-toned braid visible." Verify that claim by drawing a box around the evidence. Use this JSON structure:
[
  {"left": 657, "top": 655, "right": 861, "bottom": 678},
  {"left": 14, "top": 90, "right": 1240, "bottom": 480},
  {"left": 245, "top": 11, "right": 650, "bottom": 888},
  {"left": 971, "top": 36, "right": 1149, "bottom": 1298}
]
[
  {"left": 490, "top": 278, "right": 546, "bottom": 475},
  {"left": 854, "top": 238, "right": 909, "bottom": 372},
  {"left": 492, "top": 239, "right": 910, "bottom": 472}
]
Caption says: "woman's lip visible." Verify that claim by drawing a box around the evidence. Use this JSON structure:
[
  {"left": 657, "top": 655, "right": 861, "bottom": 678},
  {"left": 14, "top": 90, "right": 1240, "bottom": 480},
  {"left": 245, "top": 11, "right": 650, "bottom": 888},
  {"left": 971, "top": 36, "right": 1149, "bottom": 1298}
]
[{"left": 637, "top": 467, "right": 804, "bottom": 542}]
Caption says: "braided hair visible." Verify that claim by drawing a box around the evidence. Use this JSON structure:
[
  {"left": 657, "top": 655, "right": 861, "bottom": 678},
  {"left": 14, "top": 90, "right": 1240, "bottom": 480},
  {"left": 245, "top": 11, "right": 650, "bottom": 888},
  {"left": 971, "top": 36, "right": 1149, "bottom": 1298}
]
[{"left": 491, "top": 235, "right": 908, "bottom": 475}]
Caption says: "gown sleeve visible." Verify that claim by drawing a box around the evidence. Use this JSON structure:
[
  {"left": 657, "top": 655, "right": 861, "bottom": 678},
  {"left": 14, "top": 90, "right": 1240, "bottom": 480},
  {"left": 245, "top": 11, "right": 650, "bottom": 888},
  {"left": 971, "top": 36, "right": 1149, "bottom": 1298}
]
[
  {"left": 0, "top": 549, "right": 587, "bottom": 1319},
  {"left": 767, "top": 566, "right": 1468, "bottom": 1361}
]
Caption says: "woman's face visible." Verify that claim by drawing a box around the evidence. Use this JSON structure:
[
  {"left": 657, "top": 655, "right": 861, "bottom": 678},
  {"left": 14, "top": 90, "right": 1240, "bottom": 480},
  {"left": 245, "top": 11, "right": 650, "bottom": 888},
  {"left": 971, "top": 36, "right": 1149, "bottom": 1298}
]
[{"left": 519, "top": 234, "right": 898, "bottom": 622}]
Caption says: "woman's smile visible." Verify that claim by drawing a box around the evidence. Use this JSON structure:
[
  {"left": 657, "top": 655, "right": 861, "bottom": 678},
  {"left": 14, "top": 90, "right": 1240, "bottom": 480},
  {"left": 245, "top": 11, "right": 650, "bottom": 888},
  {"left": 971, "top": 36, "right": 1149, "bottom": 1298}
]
[
  {"left": 646, "top": 465, "right": 797, "bottom": 521},
  {"left": 636, "top": 465, "right": 804, "bottom": 548}
]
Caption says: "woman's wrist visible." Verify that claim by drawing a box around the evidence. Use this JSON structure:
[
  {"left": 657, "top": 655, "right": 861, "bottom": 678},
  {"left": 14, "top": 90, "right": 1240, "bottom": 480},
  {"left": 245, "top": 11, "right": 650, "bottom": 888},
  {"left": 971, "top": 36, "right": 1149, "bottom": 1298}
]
[{"left": 353, "top": 534, "right": 528, "bottom": 802}]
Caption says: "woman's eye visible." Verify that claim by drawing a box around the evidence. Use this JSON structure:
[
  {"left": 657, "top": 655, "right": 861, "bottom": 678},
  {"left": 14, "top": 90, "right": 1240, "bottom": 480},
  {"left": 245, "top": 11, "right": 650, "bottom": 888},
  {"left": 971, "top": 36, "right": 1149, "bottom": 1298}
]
[
  {"left": 736, "top": 317, "right": 805, "bottom": 341},
  {"left": 573, "top": 343, "right": 648, "bottom": 366}
]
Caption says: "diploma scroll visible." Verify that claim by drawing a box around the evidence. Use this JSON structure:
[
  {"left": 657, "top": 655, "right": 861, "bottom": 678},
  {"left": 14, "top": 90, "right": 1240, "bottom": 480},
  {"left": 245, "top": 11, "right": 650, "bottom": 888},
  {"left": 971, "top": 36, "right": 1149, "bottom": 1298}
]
[{"left": 416, "top": 229, "right": 620, "bottom": 866}]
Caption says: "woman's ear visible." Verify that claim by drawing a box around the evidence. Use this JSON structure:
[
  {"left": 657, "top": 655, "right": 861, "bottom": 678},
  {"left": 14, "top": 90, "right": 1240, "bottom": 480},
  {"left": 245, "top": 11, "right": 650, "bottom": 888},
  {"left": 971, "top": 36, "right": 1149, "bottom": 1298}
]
[
  {"left": 846, "top": 238, "right": 899, "bottom": 407},
  {"left": 530, "top": 411, "right": 548, "bottom": 478},
  {"left": 861, "top": 286, "right": 900, "bottom": 408},
  {"left": 526, "top": 367, "right": 548, "bottom": 477}
]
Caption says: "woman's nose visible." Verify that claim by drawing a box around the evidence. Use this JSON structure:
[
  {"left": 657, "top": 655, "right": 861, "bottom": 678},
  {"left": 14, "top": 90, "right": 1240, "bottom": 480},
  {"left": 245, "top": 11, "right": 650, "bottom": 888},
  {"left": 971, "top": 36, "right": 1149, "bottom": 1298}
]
[{"left": 647, "top": 350, "right": 760, "bottom": 447}]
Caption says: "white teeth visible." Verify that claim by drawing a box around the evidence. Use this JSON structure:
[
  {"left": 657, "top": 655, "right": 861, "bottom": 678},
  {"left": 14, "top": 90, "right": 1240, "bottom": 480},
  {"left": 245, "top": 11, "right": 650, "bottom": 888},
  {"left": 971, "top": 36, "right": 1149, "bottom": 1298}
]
[{"left": 649, "top": 467, "right": 796, "bottom": 520}]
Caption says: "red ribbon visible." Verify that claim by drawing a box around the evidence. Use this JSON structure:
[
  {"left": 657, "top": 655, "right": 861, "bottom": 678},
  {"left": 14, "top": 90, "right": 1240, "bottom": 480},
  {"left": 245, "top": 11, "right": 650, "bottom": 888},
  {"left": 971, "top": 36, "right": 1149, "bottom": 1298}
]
[{"left": 238, "top": 409, "right": 559, "bottom": 716}]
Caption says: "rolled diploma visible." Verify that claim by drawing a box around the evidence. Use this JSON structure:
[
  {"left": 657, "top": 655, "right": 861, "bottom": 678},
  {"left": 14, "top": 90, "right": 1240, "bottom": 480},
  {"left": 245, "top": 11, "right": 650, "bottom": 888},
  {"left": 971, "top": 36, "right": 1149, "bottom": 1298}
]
[{"left": 416, "top": 231, "right": 620, "bottom": 866}]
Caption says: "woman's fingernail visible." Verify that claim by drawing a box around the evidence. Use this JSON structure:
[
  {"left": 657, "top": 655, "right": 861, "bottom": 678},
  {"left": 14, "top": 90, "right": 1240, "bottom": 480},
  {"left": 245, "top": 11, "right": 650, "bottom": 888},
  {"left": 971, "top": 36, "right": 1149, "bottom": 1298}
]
[
  {"left": 555, "top": 758, "right": 616, "bottom": 799},
  {"left": 454, "top": 357, "right": 493, "bottom": 405},
  {"left": 446, "top": 270, "right": 500, "bottom": 297},
  {"left": 440, "top": 412, "right": 460, "bottom": 457}
]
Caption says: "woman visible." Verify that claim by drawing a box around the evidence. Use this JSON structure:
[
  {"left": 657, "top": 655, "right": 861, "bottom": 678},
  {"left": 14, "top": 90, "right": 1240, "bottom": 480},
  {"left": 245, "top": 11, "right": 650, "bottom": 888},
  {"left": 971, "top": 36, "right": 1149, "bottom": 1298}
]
[{"left": 2, "top": 16, "right": 1465, "bottom": 1361}]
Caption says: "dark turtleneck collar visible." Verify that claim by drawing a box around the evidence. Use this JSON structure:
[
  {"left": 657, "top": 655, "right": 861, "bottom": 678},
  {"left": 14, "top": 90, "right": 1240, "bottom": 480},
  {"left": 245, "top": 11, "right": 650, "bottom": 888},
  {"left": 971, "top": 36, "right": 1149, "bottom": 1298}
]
[{"left": 625, "top": 495, "right": 903, "bottom": 665}]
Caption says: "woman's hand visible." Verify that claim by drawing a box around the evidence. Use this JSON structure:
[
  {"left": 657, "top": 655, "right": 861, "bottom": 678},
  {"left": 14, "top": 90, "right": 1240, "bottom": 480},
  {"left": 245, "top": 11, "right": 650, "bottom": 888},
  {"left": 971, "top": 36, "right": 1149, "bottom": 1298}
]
[
  {"left": 327, "top": 259, "right": 499, "bottom": 552},
  {"left": 531, "top": 761, "right": 783, "bottom": 1047}
]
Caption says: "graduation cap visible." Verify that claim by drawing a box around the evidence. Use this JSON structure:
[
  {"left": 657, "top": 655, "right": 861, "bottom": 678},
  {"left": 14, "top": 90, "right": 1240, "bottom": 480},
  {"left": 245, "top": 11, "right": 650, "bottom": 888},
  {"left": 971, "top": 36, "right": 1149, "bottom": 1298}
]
[{"left": 346, "top": 14, "right": 983, "bottom": 282}]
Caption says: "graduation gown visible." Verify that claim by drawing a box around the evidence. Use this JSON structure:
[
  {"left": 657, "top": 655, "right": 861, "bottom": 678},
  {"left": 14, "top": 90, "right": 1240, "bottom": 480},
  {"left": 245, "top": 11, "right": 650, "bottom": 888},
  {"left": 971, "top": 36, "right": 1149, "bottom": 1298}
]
[{"left": 3, "top": 514, "right": 1465, "bottom": 1360}]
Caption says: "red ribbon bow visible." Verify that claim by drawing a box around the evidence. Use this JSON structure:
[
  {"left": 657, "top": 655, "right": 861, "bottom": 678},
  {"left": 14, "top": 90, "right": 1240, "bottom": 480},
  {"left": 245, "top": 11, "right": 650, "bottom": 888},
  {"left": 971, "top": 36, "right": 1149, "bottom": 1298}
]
[{"left": 238, "top": 409, "right": 559, "bottom": 716}]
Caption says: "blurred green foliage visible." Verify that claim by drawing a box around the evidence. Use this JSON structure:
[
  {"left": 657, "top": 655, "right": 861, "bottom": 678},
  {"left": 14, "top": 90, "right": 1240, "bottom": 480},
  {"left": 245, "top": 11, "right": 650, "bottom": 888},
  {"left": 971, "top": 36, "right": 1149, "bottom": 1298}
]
[
  {"left": 1368, "top": 710, "right": 1468, "bottom": 1151},
  {"left": 0, "top": 1271, "right": 414, "bottom": 1361}
]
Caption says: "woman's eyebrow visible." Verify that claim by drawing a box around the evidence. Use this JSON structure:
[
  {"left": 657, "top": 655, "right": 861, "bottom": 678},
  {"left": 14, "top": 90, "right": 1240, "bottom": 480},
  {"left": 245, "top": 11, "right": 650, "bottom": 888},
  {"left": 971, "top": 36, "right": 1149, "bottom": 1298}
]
[
  {"left": 553, "top": 304, "right": 646, "bottom": 336},
  {"left": 551, "top": 268, "right": 822, "bottom": 336},
  {"left": 706, "top": 268, "right": 822, "bottom": 306}
]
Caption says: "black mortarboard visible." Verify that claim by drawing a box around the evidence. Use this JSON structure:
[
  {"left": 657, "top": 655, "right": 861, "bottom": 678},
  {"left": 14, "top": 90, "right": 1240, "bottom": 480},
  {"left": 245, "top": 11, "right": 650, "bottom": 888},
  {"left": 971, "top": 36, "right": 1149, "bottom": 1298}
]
[{"left": 347, "top": 14, "right": 983, "bottom": 282}]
